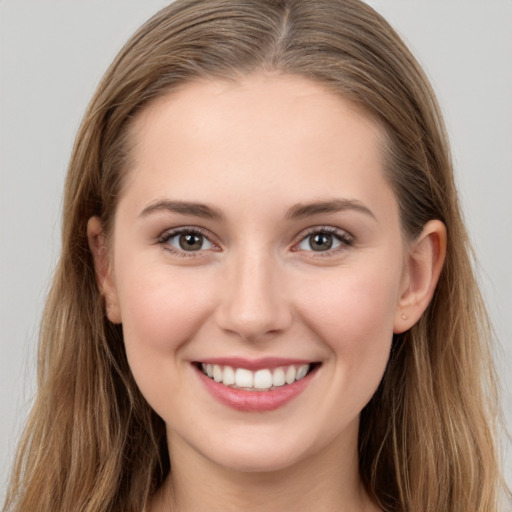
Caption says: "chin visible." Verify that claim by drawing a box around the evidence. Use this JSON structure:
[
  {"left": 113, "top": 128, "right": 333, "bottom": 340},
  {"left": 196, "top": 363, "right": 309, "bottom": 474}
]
[
  {"left": 207, "top": 446, "right": 306, "bottom": 474},
  {"left": 189, "top": 424, "right": 325, "bottom": 474}
]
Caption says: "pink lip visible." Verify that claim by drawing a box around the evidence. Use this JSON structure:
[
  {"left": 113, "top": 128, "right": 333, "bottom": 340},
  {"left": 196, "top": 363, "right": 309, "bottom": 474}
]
[
  {"left": 197, "top": 357, "right": 312, "bottom": 371},
  {"left": 194, "top": 363, "right": 318, "bottom": 412}
]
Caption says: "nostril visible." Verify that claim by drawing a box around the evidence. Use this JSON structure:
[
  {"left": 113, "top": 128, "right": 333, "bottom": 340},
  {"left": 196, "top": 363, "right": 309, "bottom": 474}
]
[{"left": 214, "top": 269, "right": 293, "bottom": 340}]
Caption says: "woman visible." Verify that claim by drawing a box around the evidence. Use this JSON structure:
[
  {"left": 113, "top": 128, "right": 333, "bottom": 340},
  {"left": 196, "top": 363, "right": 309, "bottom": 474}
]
[{"left": 2, "top": 0, "right": 507, "bottom": 511}]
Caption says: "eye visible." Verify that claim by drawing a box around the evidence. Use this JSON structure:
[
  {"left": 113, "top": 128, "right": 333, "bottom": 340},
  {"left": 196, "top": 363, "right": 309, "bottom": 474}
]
[
  {"left": 295, "top": 228, "right": 353, "bottom": 253},
  {"left": 159, "top": 228, "right": 215, "bottom": 254}
]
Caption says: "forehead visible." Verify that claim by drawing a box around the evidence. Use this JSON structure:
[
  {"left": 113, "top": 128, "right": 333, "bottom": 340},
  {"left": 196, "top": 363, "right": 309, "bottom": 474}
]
[
  {"left": 122, "top": 73, "right": 394, "bottom": 219},
  {"left": 131, "top": 72, "right": 384, "bottom": 155}
]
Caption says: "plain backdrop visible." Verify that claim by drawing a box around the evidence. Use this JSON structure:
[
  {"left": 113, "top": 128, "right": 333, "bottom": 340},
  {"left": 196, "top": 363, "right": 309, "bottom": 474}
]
[{"left": 1, "top": 0, "right": 511, "bottom": 501}]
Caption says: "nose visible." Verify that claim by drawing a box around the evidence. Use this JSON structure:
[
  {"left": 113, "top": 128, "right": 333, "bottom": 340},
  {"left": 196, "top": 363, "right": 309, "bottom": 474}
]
[{"left": 214, "top": 250, "right": 293, "bottom": 342}]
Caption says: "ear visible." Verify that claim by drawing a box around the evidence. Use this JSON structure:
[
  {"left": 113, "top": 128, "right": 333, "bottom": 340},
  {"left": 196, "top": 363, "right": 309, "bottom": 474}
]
[
  {"left": 87, "top": 216, "right": 122, "bottom": 324},
  {"left": 394, "top": 219, "right": 447, "bottom": 333}
]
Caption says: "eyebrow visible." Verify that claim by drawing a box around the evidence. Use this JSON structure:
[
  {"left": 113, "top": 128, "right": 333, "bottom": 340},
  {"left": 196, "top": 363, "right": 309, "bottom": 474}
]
[
  {"left": 285, "top": 199, "right": 376, "bottom": 221},
  {"left": 139, "top": 200, "right": 224, "bottom": 220},
  {"left": 139, "top": 198, "right": 375, "bottom": 222}
]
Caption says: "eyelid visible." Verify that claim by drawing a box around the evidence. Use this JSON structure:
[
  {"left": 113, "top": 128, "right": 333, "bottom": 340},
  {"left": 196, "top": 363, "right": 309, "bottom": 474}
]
[
  {"left": 157, "top": 226, "right": 220, "bottom": 256},
  {"left": 156, "top": 224, "right": 353, "bottom": 257},
  {"left": 291, "top": 225, "right": 354, "bottom": 255}
]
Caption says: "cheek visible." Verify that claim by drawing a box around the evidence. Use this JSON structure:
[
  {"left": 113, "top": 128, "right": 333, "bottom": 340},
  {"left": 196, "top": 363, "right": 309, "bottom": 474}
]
[
  {"left": 114, "top": 262, "right": 215, "bottom": 381},
  {"left": 293, "top": 256, "right": 402, "bottom": 396},
  {"left": 297, "top": 262, "right": 401, "bottom": 342},
  {"left": 114, "top": 264, "right": 220, "bottom": 418}
]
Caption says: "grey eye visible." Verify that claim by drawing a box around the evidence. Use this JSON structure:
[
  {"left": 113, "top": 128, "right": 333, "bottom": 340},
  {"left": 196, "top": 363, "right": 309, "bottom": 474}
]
[
  {"left": 297, "top": 232, "right": 346, "bottom": 252},
  {"left": 168, "top": 232, "right": 213, "bottom": 251},
  {"left": 309, "top": 233, "right": 333, "bottom": 251}
]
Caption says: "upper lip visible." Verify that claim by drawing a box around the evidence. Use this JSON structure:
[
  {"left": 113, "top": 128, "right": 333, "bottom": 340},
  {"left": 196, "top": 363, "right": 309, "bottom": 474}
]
[{"left": 195, "top": 357, "right": 317, "bottom": 371}]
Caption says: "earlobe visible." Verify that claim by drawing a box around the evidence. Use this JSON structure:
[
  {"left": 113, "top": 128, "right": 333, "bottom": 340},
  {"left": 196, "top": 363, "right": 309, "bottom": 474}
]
[
  {"left": 394, "top": 219, "right": 447, "bottom": 333},
  {"left": 87, "top": 217, "right": 122, "bottom": 324}
]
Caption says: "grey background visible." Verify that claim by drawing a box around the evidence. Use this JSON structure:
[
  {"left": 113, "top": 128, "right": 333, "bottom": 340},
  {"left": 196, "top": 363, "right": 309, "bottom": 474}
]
[{"left": 1, "top": 0, "right": 511, "bottom": 501}]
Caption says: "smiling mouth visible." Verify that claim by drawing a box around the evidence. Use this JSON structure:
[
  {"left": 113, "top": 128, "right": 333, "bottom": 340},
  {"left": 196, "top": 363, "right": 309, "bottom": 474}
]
[{"left": 196, "top": 362, "right": 318, "bottom": 391}]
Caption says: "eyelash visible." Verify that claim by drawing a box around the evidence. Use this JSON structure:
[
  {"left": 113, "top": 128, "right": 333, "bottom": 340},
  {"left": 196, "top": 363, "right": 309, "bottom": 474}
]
[
  {"left": 292, "top": 226, "right": 354, "bottom": 257},
  {"left": 157, "top": 227, "right": 218, "bottom": 258},
  {"left": 157, "top": 226, "right": 354, "bottom": 257}
]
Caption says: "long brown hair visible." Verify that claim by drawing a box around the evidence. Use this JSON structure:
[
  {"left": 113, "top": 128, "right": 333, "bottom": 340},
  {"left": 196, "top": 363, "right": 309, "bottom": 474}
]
[{"left": 3, "top": 1, "right": 506, "bottom": 511}]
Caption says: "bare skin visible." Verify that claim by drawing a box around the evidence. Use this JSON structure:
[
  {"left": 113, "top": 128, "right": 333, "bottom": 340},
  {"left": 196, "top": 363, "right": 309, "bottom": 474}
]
[{"left": 89, "top": 73, "right": 445, "bottom": 512}]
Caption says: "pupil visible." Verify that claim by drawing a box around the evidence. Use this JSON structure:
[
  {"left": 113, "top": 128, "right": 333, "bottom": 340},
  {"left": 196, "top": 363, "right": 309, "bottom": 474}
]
[
  {"left": 179, "top": 233, "right": 203, "bottom": 251},
  {"left": 311, "top": 233, "right": 332, "bottom": 251}
]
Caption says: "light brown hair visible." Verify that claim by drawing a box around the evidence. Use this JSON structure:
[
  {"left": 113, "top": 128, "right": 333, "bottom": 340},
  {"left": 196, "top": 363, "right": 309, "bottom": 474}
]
[{"left": 3, "top": 1, "right": 506, "bottom": 511}]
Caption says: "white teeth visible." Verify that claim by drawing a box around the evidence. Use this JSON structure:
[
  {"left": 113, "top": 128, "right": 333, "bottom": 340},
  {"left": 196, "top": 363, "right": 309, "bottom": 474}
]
[
  {"left": 201, "top": 363, "right": 313, "bottom": 390},
  {"left": 272, "top": 367, "right": 286, "bottom": 387},
  {"left": 296, "top": 364, "right": 309, "bottom": 380},
  {"left": 285, "top": 365, "right": 296, "bottom": 384},
  {"left": 235, "top": 368, "right": 253, "bottom": 388},
  {"left": 223, "top": 366, "right": 235, "bottom": 386},
  {"left": 213, "top": 364, "right": 223, "bottom": 382},
  {"left": 253, "top": 369, "right": 273, "bottom": 389}
]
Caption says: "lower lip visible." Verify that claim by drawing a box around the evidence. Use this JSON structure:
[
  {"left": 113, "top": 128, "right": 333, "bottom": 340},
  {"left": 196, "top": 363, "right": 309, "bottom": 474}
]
[{"left": 195, "top": 366, "right": 317, "bottom": 412}]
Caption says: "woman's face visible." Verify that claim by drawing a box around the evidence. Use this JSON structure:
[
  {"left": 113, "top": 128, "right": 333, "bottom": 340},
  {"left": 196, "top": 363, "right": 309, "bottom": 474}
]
[{"left": 95, "top": 73, "right": 412, "bottom": 473}]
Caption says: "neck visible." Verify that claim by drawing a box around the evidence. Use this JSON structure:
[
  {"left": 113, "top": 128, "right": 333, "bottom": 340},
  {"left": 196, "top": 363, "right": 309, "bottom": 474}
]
[{"left": 150, "top": 426, "right": 378, "bottom": 512}]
